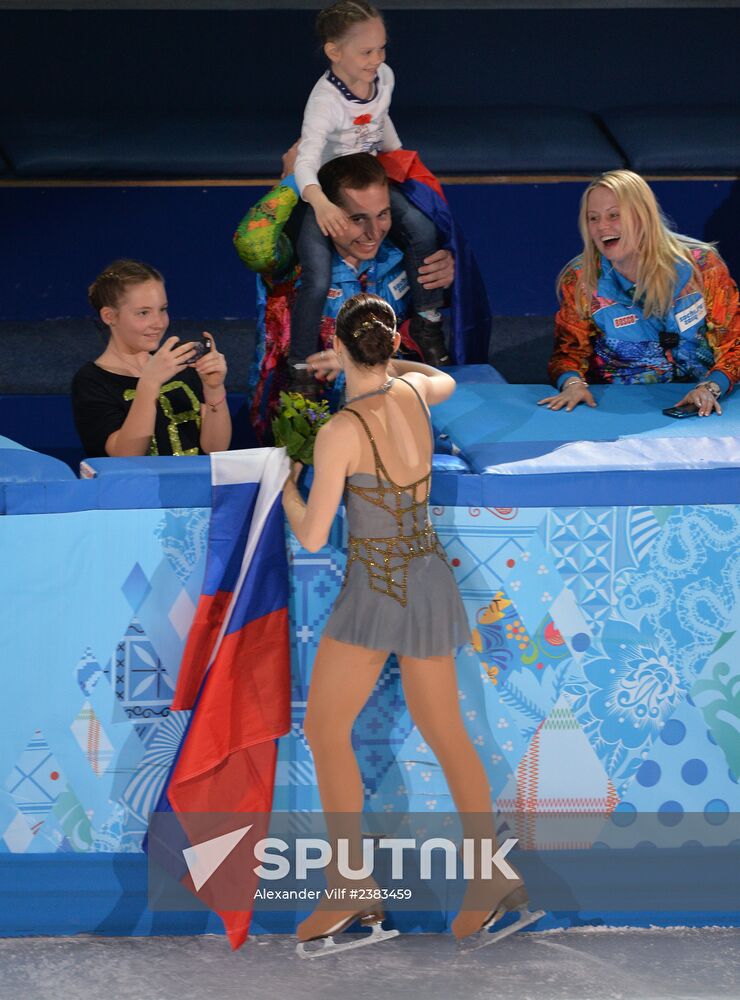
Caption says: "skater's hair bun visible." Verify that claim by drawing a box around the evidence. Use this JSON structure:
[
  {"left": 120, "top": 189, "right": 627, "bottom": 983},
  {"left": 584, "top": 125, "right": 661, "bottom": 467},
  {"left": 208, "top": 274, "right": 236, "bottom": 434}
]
[{"left": 335, "top": 293, "right": 396, "bottom": 367}]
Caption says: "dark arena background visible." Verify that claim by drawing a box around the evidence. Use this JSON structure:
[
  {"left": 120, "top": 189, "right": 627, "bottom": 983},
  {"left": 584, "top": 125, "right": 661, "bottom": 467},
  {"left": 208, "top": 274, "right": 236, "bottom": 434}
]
[
  {"left": 1, "top": 0, "right": 739, "bottom": 460},
  {"left": 1, "top": 3, "right": 739, "bottom": 999}
]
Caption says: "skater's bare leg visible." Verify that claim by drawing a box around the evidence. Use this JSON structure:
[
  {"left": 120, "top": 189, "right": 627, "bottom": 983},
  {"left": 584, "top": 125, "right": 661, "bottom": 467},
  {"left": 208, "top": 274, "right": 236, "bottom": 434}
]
[
  {"left": 399, "top": 653, "right": 494, "bottom": 817},
  {"left": 304, "top": 637, "right": 387, "bottom": 815},
  {"left": 299, "top": 637, "right": 389, "bottom": 945},
  {"left": 399, "top": 653, "right": 526, "bottom": 939}
]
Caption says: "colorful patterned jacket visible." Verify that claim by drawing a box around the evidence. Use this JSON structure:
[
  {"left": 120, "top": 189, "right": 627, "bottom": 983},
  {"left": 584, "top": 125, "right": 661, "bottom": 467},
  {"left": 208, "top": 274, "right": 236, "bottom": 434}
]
[
  {"left": 549, "top": 248, "right": 740, "bottom": 394},
  {"left": 233, "top": 151, "right": 491, "bottom": 439},
  {"left": 234, "top": 175, "right": 412, "bottom": 438}
]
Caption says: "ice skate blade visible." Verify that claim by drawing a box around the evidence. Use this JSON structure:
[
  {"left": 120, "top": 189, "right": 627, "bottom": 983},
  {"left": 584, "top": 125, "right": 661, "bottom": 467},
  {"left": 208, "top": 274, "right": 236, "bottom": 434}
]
[
  {"left": 296, "top": 922, "right": 400, "bottom": 959},
  {"left": 458, "top": 907, "right": 545, "bottom": 952}
]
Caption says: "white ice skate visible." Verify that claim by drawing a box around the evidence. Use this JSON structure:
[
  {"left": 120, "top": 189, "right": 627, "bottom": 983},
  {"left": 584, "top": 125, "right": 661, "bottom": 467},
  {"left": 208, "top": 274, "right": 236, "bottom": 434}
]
[
  {"left": 453, "top": 885, "right": 545, "bottom": 951},
  {"left": 463, "top": 902, "right": 545, "bottom": 951},
  {"left": 296, "top": 909, "right": 400, "bottom": 959}
]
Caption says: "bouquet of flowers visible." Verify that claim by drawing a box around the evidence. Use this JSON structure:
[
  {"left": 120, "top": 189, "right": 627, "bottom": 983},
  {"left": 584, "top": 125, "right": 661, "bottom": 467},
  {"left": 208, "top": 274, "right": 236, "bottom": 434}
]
[{"left": 272, "top": 391, "right": 330, "bottom": 465}]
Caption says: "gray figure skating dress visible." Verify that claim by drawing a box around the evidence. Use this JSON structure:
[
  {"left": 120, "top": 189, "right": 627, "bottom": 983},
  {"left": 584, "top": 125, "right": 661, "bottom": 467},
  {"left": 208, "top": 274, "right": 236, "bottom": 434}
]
[{"left": 323, "top": 378, "right": 470, "bottom": 658}]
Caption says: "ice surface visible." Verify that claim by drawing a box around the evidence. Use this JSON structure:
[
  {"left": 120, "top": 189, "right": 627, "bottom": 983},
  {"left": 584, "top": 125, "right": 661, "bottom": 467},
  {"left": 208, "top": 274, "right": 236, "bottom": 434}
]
[{"left": 0, "top": 927, "right": 737, "bottom": 1000}]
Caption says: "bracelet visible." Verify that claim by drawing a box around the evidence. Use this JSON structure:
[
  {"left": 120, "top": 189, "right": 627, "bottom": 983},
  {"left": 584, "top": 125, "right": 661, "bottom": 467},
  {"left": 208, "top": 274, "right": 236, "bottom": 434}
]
[
  {"left": 563, "top": 377, "right": 588, "bottom": 390},
  {"left": 694, "top": 380, "right": 721, "bottom": 399},
  {"left": 205, "top": 394, "right": 227, "bottom": 412}
]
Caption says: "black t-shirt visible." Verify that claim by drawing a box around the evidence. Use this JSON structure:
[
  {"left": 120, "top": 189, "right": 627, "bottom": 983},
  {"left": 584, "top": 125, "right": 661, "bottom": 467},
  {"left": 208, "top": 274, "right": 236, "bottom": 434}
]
[{"left": 71, "top": 362, "right": 205, "bottom": 458}]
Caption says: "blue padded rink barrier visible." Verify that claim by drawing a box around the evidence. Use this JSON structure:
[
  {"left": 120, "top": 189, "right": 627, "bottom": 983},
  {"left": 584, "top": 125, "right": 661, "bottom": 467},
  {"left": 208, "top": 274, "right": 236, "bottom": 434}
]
[{"left": 2, "top": 369, "right": 740, "bottom": 1000}]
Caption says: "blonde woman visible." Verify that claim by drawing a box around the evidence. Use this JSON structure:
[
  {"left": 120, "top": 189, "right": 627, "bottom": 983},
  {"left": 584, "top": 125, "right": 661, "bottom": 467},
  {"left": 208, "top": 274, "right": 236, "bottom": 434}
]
[{"left": 539, "top": 170, "right": 740, "bottom": 416}]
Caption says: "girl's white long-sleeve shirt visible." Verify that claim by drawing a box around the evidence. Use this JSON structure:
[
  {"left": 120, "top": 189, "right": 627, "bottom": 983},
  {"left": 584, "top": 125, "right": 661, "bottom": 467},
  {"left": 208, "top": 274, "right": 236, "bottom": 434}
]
[{"left": 294, "top": 63, "right": 402, "bottom": 198}]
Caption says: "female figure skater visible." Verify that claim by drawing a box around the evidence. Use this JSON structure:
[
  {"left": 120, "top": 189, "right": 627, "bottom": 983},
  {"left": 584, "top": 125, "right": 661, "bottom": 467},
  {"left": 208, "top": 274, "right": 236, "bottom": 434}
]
[
  {"left": 282, "top": 293, "right": 539, "bottom": 956},
  {"left": 287, "top": 0, "right": 448, "bottom": 391}
]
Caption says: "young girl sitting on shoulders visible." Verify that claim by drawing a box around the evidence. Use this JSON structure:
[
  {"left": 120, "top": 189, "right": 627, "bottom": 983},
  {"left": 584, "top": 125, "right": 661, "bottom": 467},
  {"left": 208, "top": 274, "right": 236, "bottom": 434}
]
[{"left": 287, "top": 0, "right": 449, "bottom": 393}]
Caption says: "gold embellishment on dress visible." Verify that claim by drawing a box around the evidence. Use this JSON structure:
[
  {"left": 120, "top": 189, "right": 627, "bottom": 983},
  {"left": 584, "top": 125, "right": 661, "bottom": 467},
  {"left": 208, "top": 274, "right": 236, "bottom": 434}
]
[{"left": 343, "top": 406, "right": 449, "bottom": 607}]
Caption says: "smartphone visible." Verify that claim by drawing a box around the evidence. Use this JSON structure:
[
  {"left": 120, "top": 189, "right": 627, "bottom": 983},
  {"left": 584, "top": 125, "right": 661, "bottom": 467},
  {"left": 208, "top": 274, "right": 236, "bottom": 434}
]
[
  {"left": 188, "top": 337, "right": 212, "bottom": 362},
  {"left": 662, "top": 403, "right": 700, "bottom": 419}
]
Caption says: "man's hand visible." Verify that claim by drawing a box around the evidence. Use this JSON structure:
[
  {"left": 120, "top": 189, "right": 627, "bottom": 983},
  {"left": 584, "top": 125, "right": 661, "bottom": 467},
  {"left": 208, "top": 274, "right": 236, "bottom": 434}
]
[{"left": 417, "top": 249, "right": 455, "bottom": 290}]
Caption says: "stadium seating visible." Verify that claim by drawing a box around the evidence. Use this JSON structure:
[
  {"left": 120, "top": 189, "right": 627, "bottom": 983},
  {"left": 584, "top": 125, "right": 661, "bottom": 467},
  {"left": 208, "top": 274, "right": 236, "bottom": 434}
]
[{"left": 0, "top": 7, "right": 737, "bottom": 179}]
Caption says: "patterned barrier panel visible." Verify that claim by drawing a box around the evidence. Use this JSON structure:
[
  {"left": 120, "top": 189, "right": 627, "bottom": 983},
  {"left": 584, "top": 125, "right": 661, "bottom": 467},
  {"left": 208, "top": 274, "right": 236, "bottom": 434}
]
[
  {"left": 1, "top": 499, "right": 739, "bottom": 934},
  {"left": 285, "top": 503, "right": 740, "bottom": 838}
]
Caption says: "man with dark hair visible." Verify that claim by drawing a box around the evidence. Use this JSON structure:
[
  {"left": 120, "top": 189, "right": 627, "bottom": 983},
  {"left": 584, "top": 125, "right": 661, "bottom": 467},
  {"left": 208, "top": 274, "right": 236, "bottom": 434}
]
[
  {"left": 316, "top": 150, "right": 390, "bottom": 206},
  {"left": 234, "top": 152, "right": 455, "bottom": 430},
  {"left": 311, "top": 153, "right": 453, "bottom": 366}
]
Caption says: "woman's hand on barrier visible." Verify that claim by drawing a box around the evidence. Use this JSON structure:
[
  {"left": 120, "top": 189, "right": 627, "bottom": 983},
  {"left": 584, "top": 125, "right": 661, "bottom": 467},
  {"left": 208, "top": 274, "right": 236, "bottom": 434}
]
[
  {"left": 674, "top": 384, "right": 722, "bottom": 417},
  {"left": 192, "top": 333, "right": 228, "bottom": 390},
  {"left": 537, "top": 380, "right": 597, "bottom": 411},
  {"left": 306, "top": 348, "right": 341, "bottom": 382},
  {"left": 281, "top": 140, "right": 300, "bottom": 179},
  {"left": 138, "top": 336, "right": 195, "bottom": 392}
]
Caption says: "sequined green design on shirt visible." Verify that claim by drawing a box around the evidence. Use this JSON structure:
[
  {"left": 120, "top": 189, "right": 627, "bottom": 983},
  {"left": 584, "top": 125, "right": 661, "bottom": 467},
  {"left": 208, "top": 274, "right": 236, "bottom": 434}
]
[{"left": 123, "top": 379, "right": 201, "bottom": 456}]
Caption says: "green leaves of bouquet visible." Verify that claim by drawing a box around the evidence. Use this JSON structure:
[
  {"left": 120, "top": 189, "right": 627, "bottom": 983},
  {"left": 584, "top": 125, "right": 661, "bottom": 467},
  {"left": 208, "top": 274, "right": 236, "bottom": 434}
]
[{"left": 272, "top": 391, "right": 330, "bottom": 465}]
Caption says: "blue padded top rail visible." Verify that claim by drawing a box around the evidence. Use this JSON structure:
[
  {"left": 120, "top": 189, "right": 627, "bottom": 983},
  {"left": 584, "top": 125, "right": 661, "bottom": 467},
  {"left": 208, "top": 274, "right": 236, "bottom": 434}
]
[
  {"left": 433, "top": 381, "right": 740, "bottom": 469},
  {"left": 1, "top": 436, "right": 76, "bottom": 483}
]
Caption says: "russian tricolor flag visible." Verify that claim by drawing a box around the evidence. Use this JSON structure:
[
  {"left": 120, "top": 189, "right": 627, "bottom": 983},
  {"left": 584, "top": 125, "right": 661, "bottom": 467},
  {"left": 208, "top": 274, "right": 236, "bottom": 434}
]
[{"left": 157, "top": 448, "right": 291, "bottom": 949}]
